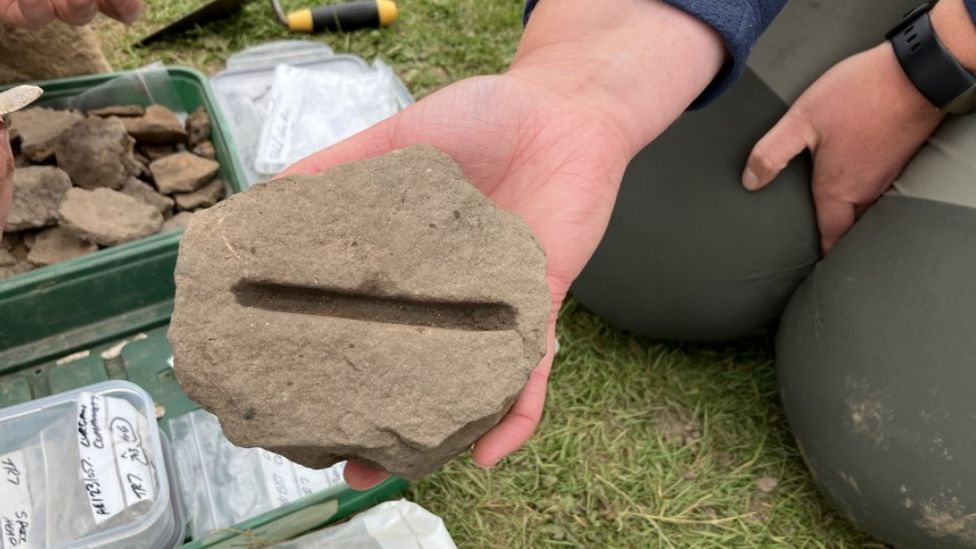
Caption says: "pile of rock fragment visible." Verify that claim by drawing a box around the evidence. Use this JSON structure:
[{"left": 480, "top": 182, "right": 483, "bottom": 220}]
[{"left": 1, "top": 103, "right": 225, "bottom": 279}]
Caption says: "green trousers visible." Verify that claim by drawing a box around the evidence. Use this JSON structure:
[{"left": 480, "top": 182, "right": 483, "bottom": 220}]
[{"left": 572, "top": 1, "right": 976, "bottom": 546}]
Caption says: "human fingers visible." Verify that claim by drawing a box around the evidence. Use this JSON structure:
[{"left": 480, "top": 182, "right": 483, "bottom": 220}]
[
  {"left": 96, "top": 0, "right": 141, "bottom": 24},
  {"left": 52, "top": 0, "right": 98, "bottom": 25},
  {"left": 342, "top": 461, "right": 390, "bottom": 491},
  {"left": 5, "top": 0, "right": 56, "bottom": 28},
  {"left": 743, "top": 107, "right": 818, "bottom": 191}
]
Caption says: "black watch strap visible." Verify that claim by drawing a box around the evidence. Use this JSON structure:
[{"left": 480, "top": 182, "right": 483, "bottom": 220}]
[{"left": 886, "top": 3, "right": 976, "bottom": 113}]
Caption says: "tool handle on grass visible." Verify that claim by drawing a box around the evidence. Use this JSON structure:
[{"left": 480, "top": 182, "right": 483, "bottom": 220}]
[{"left": 287, "top": 0, "right": 397, "bottom": 33}]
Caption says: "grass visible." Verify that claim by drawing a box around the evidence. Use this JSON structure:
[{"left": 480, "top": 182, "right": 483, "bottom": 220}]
[{"left": 94, "top": 1, "right": 878, "bottom": 546}]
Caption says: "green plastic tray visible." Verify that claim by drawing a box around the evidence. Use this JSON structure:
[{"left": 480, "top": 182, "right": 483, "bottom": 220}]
[
  {"left": 0, "top": 66, "right": 245, "bottom": 369},
  {"left": 0, "top": 68, "right": 407, "bottom": 546}
]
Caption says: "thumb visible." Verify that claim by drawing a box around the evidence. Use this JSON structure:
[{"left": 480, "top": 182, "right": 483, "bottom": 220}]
[
  {"left": 743, "top": 108, "right": 818, "bottom": 191},
  {"left": 813, "top": 191, "right": 857, "bottom": 253},
  {"left": 277, "top": 115, "right": 401, "bottom": 178}
]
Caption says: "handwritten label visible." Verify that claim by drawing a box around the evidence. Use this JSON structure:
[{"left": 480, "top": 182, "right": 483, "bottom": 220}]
[
  {"left": 76, "top": 393, "right": 156, "bottom": 524},
  {"left": 258, "top": 451, "right": 345, "bottom": 508},
  {"left": 0, "top": 450, "right": 32, "bottom": 549}
]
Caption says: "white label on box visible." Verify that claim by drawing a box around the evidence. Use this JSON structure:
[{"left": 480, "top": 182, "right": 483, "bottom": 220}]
[
  {"left": 0, "top": 450, "right": 33, "bottom": 549},
  {"left": 76, "top": 393, "right": 156, "bottom": 524}
]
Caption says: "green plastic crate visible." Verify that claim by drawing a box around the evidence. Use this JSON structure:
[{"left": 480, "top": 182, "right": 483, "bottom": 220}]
[
  {"left": 0, "top": 68, "right": 407, "bottom": 546},
  {"left": 0, "top": 66, "right": 247, "bottom": 368}
]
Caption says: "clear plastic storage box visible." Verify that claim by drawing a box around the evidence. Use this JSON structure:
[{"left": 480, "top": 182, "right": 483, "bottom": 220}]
[{"left": 0, "top": 380, "right": 183, "bottom": 549}]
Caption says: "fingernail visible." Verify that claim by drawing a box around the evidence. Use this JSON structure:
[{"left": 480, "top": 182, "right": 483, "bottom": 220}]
[
  {"left": 742, "top": 168, "right": 760, "bottom": 191},
  {"left": 117, "top": 1, "right": 142, "bottom": 24}
]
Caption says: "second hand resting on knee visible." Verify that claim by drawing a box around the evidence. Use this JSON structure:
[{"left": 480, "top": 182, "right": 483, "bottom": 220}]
[{"left": 743, "top": 0, "right": 976, "bottom": 251}]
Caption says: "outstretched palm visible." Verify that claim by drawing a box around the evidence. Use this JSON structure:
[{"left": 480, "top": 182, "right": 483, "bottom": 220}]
[{"left": 281, "top": 73, "right": 631, "bottom": 487}]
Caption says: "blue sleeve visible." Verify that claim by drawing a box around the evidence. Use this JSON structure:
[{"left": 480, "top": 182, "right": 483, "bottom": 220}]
[
  {"left": 966, "top": 0, "right": 976, "bottom": 22},
  {"left": 524, "top": 0, "right": 787, "bottom": 108}
]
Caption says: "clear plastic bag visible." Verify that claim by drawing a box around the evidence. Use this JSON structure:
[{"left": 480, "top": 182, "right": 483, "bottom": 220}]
[
  {"left": 169, "top": 409, "right": 346, "bottom": 539},
  {"left": 210, "top": 41, "right": 413, "bottom": 185},
  {"left": 253, "top": 61, "right": 401, "bottom": 174}
]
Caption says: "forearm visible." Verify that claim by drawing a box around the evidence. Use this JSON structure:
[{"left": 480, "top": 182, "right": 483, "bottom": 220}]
[
  {"left": 506, "top": 0, "right": 725, "bottom": 157},
  {"left": 933, "top": 0, "right": 976, "bottom": 71}
]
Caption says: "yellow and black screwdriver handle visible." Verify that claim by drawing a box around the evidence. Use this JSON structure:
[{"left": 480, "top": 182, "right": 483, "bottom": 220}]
[{"left": 281, "top": 0, "right": 398, "bottom": 33}]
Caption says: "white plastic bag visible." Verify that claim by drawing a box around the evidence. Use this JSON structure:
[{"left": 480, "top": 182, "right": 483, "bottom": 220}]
[{"left": 274, "top": 500, "right": 457, "bottom": 549}]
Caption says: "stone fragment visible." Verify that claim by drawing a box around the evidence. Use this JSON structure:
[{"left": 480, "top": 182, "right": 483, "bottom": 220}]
[
  {"left": 55, "top": 117, "right": 139, "bottom": 190},
  {"left": 173, "top": 178, "right": 224, "bottom": 211},
  {"left": 151, "top": 152, "right": 219, "bottom": 194},
  {"left": 27, "top": 226, "right": 97, "bottom": 266},
  {"left": 191, "top": 141, "right": 215, "bottom": 160},
  {"left": 0, "top": 248, "right": 32, "bottom": 279},
  {"left": 121, "top": 178, "right": 174, "bottom": 216},
  {"left": 170, "top": 146, "right": 550, "bottom": 480},
  {"left": 7, "top": 107, "right": 84, "bottom": 162},
  {"left": 161, "top": 211, "right": 194, "bottom": 233},
  {"left": 58, "top": 188, "right": 163, "bottom": 246},
  {"left": 121, "top": 105, "right": 187, "bottom": 145},
  {"left": 4, "top": 166, "right": 72, "bottom": 231},
  {"left": 89, "top": 105, "right": 144, "bottom": 118},
  {"left": 185, "top": 107, "right": 210, "bottom": 148},
  {"left": 140, "top": 144, "right": 177, "bottom": 161}
]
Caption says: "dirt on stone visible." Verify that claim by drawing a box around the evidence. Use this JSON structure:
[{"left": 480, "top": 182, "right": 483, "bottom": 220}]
[
  {"left": 1, "top": 103, "right": 228, "bottom": 281},
  {"left": 58, "top": 188, "right": 163, "bottom": 246},
  {"left": 173, "top": 178, "right": 224, "bottom": 211},
  {"left": 7, "top": 107, "right": 84, "bottom": 162},
  {"left": 121, "top": 178, "right": 175, "bottom": 217},
  {"left": 185, "top": 106, "right": 211, "bottom": 148},
  {"left": 4, "top": 166, "right": 72, "bottom": 232},
  {"left": 121, "top": 105, "right": 187, "bottom": 145},
  {"left": 169, "top": 145, "right": 550, "bottom": 480},
  {"left": 27, "top": 226, "right": 97, "bottom": 266},
  {"left": 151, "top": 152, "right": 220, "bottom": 194},
  {"left": 54, "top": 117, "right": 139, "bottom": 190}
]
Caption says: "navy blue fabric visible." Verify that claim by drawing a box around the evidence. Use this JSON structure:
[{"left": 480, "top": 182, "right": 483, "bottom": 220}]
[{"left": 524, "top": 1, "right": 976, "bottom": 108}]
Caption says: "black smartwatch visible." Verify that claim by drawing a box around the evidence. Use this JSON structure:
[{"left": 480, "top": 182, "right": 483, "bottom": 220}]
[{"left": 886, "top": 2, "right": 976, "bottom": 113}]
